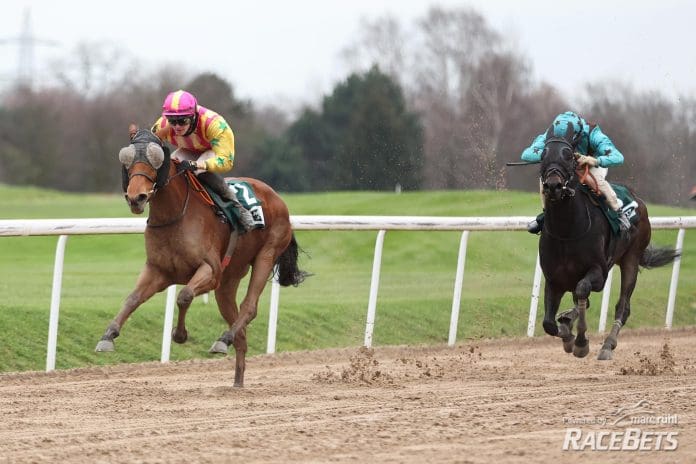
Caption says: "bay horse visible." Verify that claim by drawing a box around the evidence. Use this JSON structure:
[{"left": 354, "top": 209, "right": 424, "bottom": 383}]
[
  {"left": 96, "top": 129, "right": 307, "bottom": 386},
  {"left": 538, "top": 122, "right": 679, "bottom": 360}
]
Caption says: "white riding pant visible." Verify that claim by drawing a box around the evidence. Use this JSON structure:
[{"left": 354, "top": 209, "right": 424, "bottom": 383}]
[{"left": 591, "top": 166, "right": 621, "bottom": 211}]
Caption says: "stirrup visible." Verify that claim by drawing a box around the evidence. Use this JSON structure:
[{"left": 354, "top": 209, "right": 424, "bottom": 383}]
[{"left": 617, "top": 212, "right": 631, "bottom": 232}]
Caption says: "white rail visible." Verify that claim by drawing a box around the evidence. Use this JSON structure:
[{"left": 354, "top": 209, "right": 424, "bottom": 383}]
[{"left": 0, "top": 215, "right": 693, "bottom": 371}]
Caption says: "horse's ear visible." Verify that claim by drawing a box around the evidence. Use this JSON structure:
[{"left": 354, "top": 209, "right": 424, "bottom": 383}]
[
  {"left": 128, "top": 123, "right": 139, "bottom": 141},
  {"left": 145, "top": 142, "right": 165, "bottom": 169},
  {"left": 564, "top": 122, "right": 574, "bottom": 141},
  {"left": 119, "top": 145, "right": 136, "bottom": 167},
  {"left": 545, "top": 124, "right": 554, "bottom": 139}
]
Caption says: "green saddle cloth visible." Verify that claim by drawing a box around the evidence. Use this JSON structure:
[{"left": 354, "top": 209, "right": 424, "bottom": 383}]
[
  {"left": 203, "top": 179, "right": 265, "bottom": 231},
  {"left": 583, "top": 184, "right": 638, "bottom": 236}
]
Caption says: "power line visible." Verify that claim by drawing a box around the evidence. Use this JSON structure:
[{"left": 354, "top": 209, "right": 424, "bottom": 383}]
[{"left": 0, "top": 7, "right": 59, "bottom": 89}]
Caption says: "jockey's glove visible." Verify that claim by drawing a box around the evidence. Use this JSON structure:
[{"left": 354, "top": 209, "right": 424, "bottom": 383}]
[
  {"left": 576, "top": 155, "right": 599, "bottom": 167},
  {"left": 180, "top": 160, "right": 206, "bottom": 171}
]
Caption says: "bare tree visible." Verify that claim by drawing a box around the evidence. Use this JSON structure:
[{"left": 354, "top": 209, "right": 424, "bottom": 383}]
[
  {"left": 463, "top": 52, "right": 528, "bottom": 188},
  {"left": 340, "top": 15, "right": 407, "bottom": 81}
]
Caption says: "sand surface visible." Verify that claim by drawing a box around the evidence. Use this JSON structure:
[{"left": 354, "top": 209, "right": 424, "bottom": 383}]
[{"left": 1, "top": 327, "right": 694, "bottom": 463}]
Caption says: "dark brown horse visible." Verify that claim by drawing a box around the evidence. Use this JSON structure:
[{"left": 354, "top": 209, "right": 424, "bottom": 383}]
[
  {"left": 96, "top": 130, "right": 307, "bottom": 386},
  {"left": 539, "top": 122, "right": 679, "bottom": 360}
]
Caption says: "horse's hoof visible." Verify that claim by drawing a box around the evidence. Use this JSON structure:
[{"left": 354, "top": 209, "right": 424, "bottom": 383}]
[
  {"left": 172, "top": 329, "right": 188, "bottom": 344},
  {"left": 209, "top": 340, "right": 228, "bottom": 354},
  {"left": 95, "top": 340, "right": 115, "bottom": 352},
  {"left": 573, "top": 342, "right": 590, "bottom": 358},
  {"left": 543, "top": 320, "right": 559, "bottom": 336},
  {"left": 597, "top": 349, "right": 613, "bottom": 361},
  {"left": 558, "top": 322, "right": 572, "bottom": 337},
  {"left": 561, "top": 336, "right": 575, "bottom": 353}
]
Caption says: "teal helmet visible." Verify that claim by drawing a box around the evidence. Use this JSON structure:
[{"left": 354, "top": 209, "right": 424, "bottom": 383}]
[{"left": 550, "top": 111, "right": 586, "bottom": 139}]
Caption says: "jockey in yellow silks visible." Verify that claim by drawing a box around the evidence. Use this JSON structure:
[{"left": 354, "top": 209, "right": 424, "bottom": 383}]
[{"left": 151, "top": 89, "right": 254, "bottom": 231}]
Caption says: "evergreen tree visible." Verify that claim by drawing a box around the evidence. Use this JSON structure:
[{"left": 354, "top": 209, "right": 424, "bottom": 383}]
[{"left": 290, "top": 66, "right": 424, "bottom": 191}]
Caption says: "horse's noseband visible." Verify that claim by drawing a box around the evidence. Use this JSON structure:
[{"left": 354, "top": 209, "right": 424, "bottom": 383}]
[
  {"left": 542, "top": 137, "right": 577, "bottom": 199},
  {"left": 128, "top": 162, "right": 159, "bottom": 195}
]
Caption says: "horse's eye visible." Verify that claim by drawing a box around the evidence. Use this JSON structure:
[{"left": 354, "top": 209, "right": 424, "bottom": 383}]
[{"left": 562, "top": 147, "right": 574, "bottom": 160}]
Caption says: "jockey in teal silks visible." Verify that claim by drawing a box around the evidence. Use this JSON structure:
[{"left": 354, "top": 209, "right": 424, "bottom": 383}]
[{"left": 521, "top": 111, "right": 631, "bottom": 234}]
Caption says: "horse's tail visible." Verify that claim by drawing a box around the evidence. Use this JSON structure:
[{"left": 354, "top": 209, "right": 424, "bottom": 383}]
[
  {"left": 276, "top": 233, "right": 310, "bottom": 287},
  {"left": 640, "top": 245, "right": 680, "bottom": 269}
]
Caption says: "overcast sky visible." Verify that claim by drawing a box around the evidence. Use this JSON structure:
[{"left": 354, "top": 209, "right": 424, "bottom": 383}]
[{"left": 1, "top": 0, "right": 693, "bottom": 107}]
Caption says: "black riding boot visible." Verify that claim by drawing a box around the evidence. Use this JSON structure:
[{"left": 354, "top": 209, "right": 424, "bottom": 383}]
[
  {"left": 197, "top": 172, "right": 255, "bottom": 232},
  {"left": 527, "top": 212, "right": 545, "bottom": 234}
]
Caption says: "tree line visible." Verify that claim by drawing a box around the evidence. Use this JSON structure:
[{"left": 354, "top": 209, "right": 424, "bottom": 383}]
[{"left": 0, "top": 6, "right": 694, "bottom": 206}]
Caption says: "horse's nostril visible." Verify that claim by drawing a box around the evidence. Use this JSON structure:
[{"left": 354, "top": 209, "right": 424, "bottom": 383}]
[{"left": 137, "top": 193, "right": 148, "bottom": 203}]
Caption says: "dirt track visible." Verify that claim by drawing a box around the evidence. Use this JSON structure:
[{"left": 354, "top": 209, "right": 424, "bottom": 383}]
[{"left": 1, "top": 327, "right": 695, "bottom": 464}]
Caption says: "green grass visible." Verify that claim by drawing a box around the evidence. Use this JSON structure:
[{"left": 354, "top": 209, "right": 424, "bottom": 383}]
[{"left": 0, "top": 183, "right": 694, "bottom": 372}]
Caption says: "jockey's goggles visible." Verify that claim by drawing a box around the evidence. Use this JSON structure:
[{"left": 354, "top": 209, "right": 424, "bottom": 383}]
[{"left": 167, "top": 116, "right": 192, "bottom": 126}]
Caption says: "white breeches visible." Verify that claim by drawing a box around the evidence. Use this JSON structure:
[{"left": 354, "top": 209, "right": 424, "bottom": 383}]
[{"left": 591, "top": 166, "right": 621, "bottom": 211}]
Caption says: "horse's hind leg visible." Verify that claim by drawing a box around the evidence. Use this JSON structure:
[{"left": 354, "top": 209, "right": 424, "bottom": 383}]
[
  {"left": 96, "top": 264, "right": 168, "bottom": 351},
  {"left": 598, "top": 259, "right": 639, "bottom": 361},
  {"left": 220, "top": 253, "right": 276, "bottom": 387},
  {"left": 209, "top": 270, "right": 245, "bottom": 355},
  {"left": 557, "top": 303, "right": 579, "bottom": 353},
  {"left": 572, "top": 299, "right": 590, "bottom": 358}
]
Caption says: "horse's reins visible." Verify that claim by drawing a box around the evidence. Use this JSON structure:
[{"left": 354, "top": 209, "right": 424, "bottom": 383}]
[{"left": 576, "top": 163, "right": 602, "bottom": 197}]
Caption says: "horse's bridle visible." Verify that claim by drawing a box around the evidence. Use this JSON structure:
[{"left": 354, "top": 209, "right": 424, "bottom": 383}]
[
  {"left": 127, "top": 157, "right": 191, "bottom": 228},
  {"left": 541, "top": 137, "right": 577, "bottom": 200},
  {"left": 127, "top": 159, "right": 187, "bottom": 195},
  {"left": 127, "top": 162, "right": 161, "bottom": 196}
]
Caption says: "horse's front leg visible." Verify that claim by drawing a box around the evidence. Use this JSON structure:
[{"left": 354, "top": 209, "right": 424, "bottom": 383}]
[
  {"left": 573, "top": 267, "right": 604, "bottom": 358},
  {"left": 542, "top": 281, "right": 564, "bottom": 337},
  {"left": 96, "top": 264, "right": 168, "bottom": 352},
  {"left": 172, "top": 261, "right": 218, "bottom": 344}
]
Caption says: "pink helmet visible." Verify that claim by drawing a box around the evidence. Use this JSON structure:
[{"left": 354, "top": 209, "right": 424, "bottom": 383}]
[{"left": 162, "top": 90, "right": 198, "bottom": 117}]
